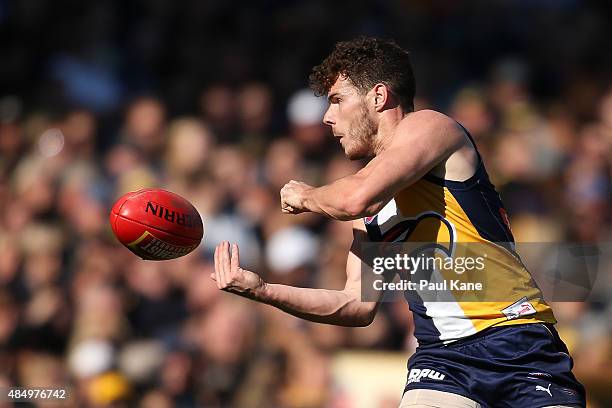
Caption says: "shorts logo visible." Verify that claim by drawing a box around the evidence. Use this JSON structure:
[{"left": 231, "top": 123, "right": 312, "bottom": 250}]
[
  {"left": 535, "top": 383, "right": 552, "bottom": 397},
  {"left": 407, "top": 368, "right": 446, "bottom": 384},
  {"left": 501, "top": 296, "right": 537, "bottom": 320}
]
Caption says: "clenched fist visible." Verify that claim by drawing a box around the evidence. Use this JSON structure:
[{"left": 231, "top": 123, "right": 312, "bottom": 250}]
[
  {"left": 212, "top": 241, "right": 265, "bottom": 297},
  {"left": 280, "top": 180, "right": 314, "bottom": 214}
]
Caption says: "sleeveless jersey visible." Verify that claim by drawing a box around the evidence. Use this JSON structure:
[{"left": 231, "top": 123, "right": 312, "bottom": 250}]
[{"left": 364, "top": 129, "right": 555, "bottom": 346}]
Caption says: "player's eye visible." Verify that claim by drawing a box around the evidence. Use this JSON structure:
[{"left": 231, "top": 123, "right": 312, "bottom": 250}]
[{"left": 329, "top": 96, "right": 341, "bottom": 104}]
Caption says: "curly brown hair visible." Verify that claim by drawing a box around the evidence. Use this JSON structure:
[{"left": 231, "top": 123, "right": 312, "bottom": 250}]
[{"left": 309, "top": 37, "right": 415, "bottom": 111}]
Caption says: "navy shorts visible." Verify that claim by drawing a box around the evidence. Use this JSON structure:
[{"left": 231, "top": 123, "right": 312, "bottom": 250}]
[{"left": 404, "top": 323, "right": 586, "bottom": 408}]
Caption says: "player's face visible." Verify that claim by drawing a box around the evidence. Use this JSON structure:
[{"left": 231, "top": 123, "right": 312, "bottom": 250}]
[{"left": 323, "top": 76, "right": 377, "bottom": 160}]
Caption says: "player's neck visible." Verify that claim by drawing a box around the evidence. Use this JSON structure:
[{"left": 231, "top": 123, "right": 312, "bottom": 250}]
[{"left": 373, "top": 108, "right": 406, "bottom": 155}]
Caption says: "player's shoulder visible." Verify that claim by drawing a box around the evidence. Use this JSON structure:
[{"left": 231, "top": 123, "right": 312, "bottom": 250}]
[
  {"left": 394, "top": 109, "right": 466, "bottom": 147},
  {"left": 398, "top": 109, "right": 462, "bottom": 134}
]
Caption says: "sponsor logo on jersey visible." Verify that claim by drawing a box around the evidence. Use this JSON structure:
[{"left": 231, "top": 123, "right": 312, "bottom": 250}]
[
  {"left": 501, "top": 296, "right": 537, "bottom": 320},
  {"left": 407, "top": 368, "right": 446, "bottom": 384}
]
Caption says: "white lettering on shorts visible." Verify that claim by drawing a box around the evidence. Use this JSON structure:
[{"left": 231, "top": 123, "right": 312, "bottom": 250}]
[{"left": 407, "top": 368, "right": 446, "bottom": 384}]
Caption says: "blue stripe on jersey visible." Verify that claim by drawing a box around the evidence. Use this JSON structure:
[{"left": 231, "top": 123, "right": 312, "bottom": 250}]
[
  {"left": 364, "top": 215, "right": 383, "bottom": 241},
  {"left": 406, "top": 300, "right": 443, "bottom": 346},
  {"left": 447, "top": 173, "right": 515, "bottom": 244}
]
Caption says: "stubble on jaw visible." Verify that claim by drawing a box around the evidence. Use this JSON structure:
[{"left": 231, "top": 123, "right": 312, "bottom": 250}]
[{"left": 346, "top": 102, "right": 377, "bottom": 160}]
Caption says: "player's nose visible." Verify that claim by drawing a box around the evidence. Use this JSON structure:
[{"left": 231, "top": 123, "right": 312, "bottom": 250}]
[{"left": 323, "top": 106, "right": 335, "bottom": 126}]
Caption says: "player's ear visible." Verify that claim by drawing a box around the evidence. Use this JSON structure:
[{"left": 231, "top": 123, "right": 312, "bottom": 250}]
[{"left": 372, "top": 83, "right": 389, "bottom": 112}]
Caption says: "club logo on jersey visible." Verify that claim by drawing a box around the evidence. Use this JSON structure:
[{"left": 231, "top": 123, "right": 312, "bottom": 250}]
[
  {"left": 407, "top": 368, "right": 446, "bottom": 384},
  {"left": 501, "top": 296, "right": 537, "bottom": 320},
  {"left": 377, "top": 212, "right": 456, "bottom": 258}
]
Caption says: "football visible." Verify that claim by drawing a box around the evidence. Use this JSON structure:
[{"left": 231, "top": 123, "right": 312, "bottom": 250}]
[{"left": 109, "top": 189, "right": 204, "bottom": 260}]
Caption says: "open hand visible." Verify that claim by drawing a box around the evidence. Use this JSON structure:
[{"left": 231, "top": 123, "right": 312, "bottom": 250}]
[{"left": 212, "top": 241, "right": 265, "bottom": 297}]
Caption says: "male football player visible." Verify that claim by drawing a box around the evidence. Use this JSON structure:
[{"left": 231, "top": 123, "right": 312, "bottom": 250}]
[{"left": 212, "top": 37, "right": 585, "bottom": 407}]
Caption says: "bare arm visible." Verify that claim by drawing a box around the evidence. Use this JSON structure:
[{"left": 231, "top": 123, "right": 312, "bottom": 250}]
[
  {"left": 280, "top": 110, "right": 471, "bottom": 220},
  {"left": 212, "top": 220, "right": 385, "bottom": 327}
]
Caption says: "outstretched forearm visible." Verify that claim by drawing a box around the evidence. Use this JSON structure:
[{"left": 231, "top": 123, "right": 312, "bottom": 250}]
[
  {"left": 212, "top": 233, "right": 378, "bottom": 327},
  {"left": 248, "top": 282, "right": 375, "bottom": 327}
]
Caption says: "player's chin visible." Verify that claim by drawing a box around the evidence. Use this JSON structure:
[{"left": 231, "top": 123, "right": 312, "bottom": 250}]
[{"left": 343, "top": 145, "right": 368, "bottom": 161}]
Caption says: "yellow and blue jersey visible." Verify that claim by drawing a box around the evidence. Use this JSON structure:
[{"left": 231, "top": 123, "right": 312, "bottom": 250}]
[{"left": 364, "top": 129, "right": 555, "bottom": 345}]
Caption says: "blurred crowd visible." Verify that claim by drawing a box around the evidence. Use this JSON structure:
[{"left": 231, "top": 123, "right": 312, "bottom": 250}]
[{"left": 1, "top": 1, "right": 612, "bottom": 407}]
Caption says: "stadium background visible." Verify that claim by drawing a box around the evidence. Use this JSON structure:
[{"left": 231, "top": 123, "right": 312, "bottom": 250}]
[{"left": 1, "top": 0, "right": 611, "bottom": 407}]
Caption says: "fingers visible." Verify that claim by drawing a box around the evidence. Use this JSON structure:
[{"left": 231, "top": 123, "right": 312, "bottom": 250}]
[
  {"left": 280, "top": 180, "right": 307, "bottom": 215},
  {"left": 280, "top": 188, "right": 295, "bottom": 214},
  {"left": 220, "top": 241, "right": 231, "bottom": 288},
  {"left": 212, "top": 241, "right": 264, "bottom": 296},
  {"left": 212, "top": 241, "right": 242, "bottom": 292},
  {"left": 280, "top": 181, "right": 293, "bottom": 211},
  {"left": 214, "top": 241, "right": 228, "bottom": 289},
  {"left": 280, "top": 186, "right": 288, "bottom": 211},
  {"left": 231, "top": 243, "right": 240, "bottom": 272},
  {"left": 213, "top": 243, "right": 222, "bottom": 289}
]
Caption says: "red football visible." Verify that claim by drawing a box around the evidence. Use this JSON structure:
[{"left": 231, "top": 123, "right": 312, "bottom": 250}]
[{"left": 109, "top": 189, "right": 204, "bottom": 260}]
